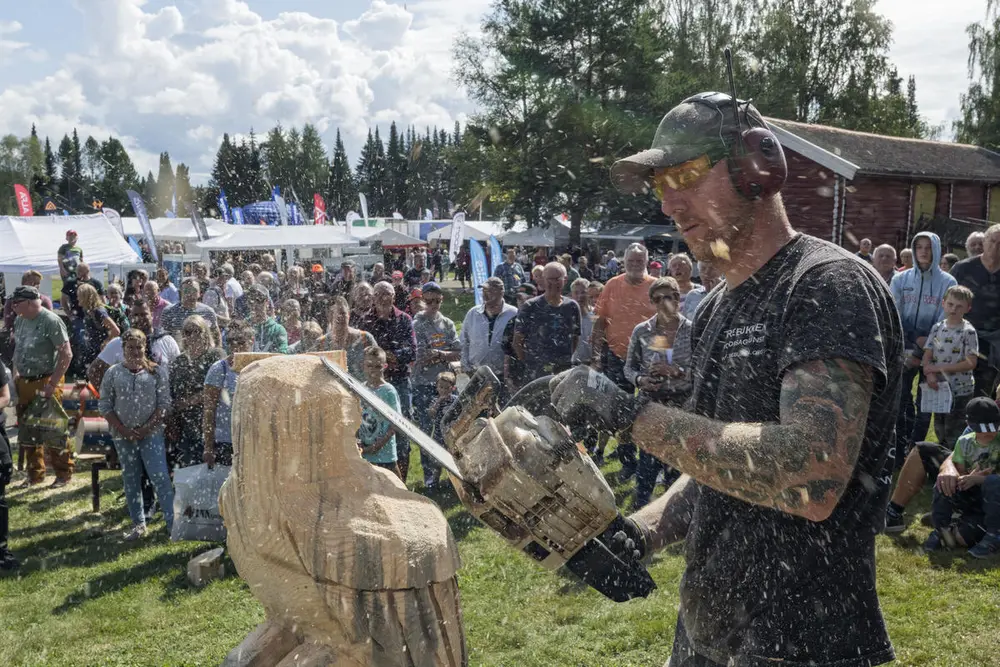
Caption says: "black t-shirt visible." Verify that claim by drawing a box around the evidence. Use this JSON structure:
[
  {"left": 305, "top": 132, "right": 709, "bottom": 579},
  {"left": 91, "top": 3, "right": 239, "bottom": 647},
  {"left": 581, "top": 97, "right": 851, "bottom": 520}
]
[
  {"left": 405, "top": 267, "right": 425, "bottom": 288},
  {"left": 682, "top": 234, "right": 900, "bottom": 666},
  {"left": 514, "top": 296, "right": 581, "bottom": 379},
  {"left": 61, "top": 277, "right": 104, "bottom": 319},
  {"left": 950, "top": 256, "right": 1000, "bottom": 334}
]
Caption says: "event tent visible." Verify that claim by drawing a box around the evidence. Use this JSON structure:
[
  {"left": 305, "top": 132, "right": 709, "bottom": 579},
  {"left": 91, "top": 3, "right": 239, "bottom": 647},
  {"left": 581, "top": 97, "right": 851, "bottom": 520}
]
[
  {"left": 502, "top": 219, "right": 571, "bottom": 248},
  {"left": 426, "top": 220, "right": 508, "bottom": 242},
  {"left": 351, "top": 227, "right": 427, "bottom": 248},
  {"left": 0, "top": 214, "right": 140, "bottom": 274},
  {"left": 195, "top": 225, "right": 356, "bottom": 251},
  {"left": 121, "top": 216, "right": 227, "bottom": 242}
]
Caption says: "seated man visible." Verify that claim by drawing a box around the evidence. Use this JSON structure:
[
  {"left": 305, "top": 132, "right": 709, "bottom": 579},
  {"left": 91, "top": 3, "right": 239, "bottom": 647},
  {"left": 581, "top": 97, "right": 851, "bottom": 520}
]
[
  {"left": 883, "top": 442, "right": 956, "bottom": 533},
  {"left": 925, "top": 397, "right": 1000, "bottom": 558}
]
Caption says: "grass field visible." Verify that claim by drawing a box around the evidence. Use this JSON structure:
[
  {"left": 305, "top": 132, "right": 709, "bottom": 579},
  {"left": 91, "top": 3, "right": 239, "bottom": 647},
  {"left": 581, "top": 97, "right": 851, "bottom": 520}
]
[{"left": 1, "top": 290, "right": 998, "bottom": 666}]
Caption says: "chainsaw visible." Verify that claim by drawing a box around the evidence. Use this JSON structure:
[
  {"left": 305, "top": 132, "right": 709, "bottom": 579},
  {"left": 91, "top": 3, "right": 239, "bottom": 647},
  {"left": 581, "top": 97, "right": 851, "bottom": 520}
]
[{"left": 321, "top": 358, "right": 656, "bottom": 602}]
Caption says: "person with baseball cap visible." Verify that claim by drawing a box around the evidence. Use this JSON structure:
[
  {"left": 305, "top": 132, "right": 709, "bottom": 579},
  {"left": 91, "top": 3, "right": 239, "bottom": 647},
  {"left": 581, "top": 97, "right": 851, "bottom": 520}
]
[
  {"left": 548, "top": 91, "right": 903, "bottom": 666},
  {"left": 11, "top": 286, "right": 76, "bottom": 487},
  {"left": 926, "top": 396, "right": 1000, "bottom": 558}
]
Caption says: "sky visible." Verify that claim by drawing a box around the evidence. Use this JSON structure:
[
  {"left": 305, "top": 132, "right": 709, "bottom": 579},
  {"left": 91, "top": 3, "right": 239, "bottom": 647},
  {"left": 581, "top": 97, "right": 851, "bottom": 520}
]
[{"left": 0, "top": 0, "right": 988, "bottom": 184}]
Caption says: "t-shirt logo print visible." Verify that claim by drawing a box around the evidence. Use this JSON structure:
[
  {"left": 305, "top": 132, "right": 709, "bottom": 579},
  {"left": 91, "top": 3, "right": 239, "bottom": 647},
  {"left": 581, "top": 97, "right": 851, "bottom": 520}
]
[{"left": 721, "top": 322, "right": 768, "bottom": 361}]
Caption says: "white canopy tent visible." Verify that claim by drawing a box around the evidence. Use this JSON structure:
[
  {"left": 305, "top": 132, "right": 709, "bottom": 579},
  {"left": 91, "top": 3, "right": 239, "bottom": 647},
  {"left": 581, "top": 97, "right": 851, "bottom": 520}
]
[
  {"left": 350, "top": 227, "right": 427, "bottom": 248},
  {"left": 0, "top": 214, "right": 140, "bottom": 275},
  {"left": 426, "top": 220, "right": 508, "bottom": 242},
  {"left": 502, "top": 219, "right": 571, "bottom": 248},
  {"left": 195, "top": 225, "right": 357, "bottom": 252},
  {"left": 121, "top": 216, "right": 227, "bottom": 242}
]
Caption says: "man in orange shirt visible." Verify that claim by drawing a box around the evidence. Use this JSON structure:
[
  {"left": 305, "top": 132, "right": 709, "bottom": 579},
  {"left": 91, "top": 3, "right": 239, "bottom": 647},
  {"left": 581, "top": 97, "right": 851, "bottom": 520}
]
[{"left": 591, "top": 242, "right": 656, "bottom": 478}]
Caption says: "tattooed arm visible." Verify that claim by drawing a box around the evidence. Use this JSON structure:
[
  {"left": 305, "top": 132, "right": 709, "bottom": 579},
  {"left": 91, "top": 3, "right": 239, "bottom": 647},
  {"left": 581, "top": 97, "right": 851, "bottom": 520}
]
[{"left": 631, "top": 358, "right": 873, "bottom": 522}]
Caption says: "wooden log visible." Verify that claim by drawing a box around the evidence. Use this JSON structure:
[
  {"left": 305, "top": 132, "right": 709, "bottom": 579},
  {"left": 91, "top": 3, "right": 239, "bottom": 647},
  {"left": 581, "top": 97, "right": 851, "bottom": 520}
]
[
  {"left": 220, "top": 355, "right": 466, "bottom": 667},
  {"left": 187, "top": 547, "right": 225, "bottom": 587},
  {"left": 222, "top": 622, "right": 300, "bottom": 667}
]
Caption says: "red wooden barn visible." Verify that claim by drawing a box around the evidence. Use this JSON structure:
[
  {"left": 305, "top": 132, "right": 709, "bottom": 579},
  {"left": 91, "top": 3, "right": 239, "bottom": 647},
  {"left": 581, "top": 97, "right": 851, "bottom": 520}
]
[{"left": 765, "top": 118, "right": 1000, "bottom": 251}]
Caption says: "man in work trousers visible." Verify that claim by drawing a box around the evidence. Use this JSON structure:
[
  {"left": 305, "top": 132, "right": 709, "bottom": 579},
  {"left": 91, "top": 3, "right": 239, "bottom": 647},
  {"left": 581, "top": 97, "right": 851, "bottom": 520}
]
[
  {"left": 11, "top": 286, "right": 75, "bottom": 488},
  {"left": 549, "top": 92, "right": 902, "bottom": 667}
]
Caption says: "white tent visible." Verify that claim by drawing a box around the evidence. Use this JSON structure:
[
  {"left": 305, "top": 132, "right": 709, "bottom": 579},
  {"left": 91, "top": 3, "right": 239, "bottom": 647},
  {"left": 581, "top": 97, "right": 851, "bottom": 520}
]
[
  {"left": 121, "top": 216, "right": 227, "bottom": 241},
  {"left": 350, "top": 227, "right": 427, "bottom": 248},
  {"left": 502, "top": 219, "right": 571, "bottom": 248},
  {"left": 0, "top": 214, "right": 140, "bottom": 275},
  {"left": 426, "top": 220, "right": 508, "bottom": 242},
  {"left": 195, "top": 225, "right": 357, "bottom": 251}
]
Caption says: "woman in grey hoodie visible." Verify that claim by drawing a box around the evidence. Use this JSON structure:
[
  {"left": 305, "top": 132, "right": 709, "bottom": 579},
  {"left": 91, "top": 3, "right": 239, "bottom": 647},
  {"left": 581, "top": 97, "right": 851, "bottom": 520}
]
[{"left": 98, "top": 329, "right": 174, "bottom": 541}]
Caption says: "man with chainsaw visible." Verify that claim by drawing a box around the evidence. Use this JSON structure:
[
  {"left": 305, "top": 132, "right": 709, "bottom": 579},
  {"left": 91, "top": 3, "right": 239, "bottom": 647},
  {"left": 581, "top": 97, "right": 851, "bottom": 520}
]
[{"left": 548, "top": 93, "right": 903, "bottom": 666}]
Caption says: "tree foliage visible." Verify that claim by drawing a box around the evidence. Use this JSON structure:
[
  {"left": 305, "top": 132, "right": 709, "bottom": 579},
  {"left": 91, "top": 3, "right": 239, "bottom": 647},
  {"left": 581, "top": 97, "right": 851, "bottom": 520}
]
[{"left": 956, "top": 1, "right": 1000, "bottom": 147}]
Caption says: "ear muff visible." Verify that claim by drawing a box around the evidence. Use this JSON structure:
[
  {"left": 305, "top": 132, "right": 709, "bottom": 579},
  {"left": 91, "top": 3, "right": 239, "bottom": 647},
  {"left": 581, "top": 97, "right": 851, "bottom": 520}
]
[
  {"left": 728, "top": 126, "right": 788, "bottom": 200},
  {"left": 684, "top": 93, "right": 788, "bottom": 200}
]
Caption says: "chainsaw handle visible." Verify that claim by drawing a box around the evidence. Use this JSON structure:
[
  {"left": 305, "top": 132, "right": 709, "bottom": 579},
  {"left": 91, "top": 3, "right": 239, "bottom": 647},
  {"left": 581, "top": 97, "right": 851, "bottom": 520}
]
[{"left": 506, "top": 375, "right": 596, "bottom": 442}]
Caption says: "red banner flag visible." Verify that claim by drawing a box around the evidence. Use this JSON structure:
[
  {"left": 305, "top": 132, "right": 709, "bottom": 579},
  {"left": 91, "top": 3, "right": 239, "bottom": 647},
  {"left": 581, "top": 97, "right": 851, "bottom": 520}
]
[
  {"left": 313, "top": 193, "right": 327, "bottom": 225},
  {"left": 13, "top": 184, "right": 33, "bottom": 216}
]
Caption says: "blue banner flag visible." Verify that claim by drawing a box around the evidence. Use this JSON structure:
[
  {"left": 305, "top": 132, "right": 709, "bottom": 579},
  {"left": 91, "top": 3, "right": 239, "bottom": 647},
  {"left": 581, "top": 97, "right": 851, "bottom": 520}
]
[
  {"left": 488, "top": 235, "right": 502, "bottom": 276},
  {"left": 232, "top": 208, "right": 245, "bottom": 225},
  {"left": 290, "top": 202, "right": 303, "bottom": 226},
  {"left": 272, "top": 185, "right": 289, "bottom": 226},
  {"left": 469, "top": 239, "right": 490, "bottom": 306},
  {"left": 218, "top": 189, "right": 231, "bottom": 224},
  {"left": 127, "top": 236, "right": 143, "bottom": 257},
  {"left": 126, "top": 189, "right": 159, "bottom": 263}
]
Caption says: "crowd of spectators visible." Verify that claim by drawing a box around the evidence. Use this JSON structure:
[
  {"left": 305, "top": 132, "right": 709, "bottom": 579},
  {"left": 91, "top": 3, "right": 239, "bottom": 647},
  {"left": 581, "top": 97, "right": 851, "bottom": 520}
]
[{"left": 2, "top": 226, "right": 1000, "bottom": 573}]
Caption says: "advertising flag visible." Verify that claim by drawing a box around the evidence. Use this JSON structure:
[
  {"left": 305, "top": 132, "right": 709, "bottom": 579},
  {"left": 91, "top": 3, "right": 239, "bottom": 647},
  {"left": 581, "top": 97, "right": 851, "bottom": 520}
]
[
  {"left": 359, "top": 193, "right": 369, "bottom": 223},
  {"left": 126, "top": 189, "right": 159, "bottom": 263},
  {"left": 345, "top": 211, "right": 360, "bottom": 228},
  {"left": 424, "top": 209, "right": 433, "bottom": 221},
  {"left": 232, "top": 208, "right": 245, "bottom": 226},
  {"left": 217, "top": 189, "right": 231, "bottom": 224},
  {"left": 469, "top": 239, "right": 489, "bottom": 306},
  {"left": 272, "top": 185, "right": 289, "bottom": 226},
  {"left": 165, "top": 187, "right": 177, "bottom": 218},
  {"left": 313, "top": 194, "right": 327, "bottom": 225},
  {"left": 13, "top": 184, "right": 32, "bottom": 216},
  {"left": 449, "top": 212, "right": 465, "bottom": 262},
  {"left": 185, "top": 203, "right": 209, "bottom": 241},
  {"left": 290, "top": 202, "right": 303, "bottom": 226},
  {"left": 41, "top": 197, "right": 58, "bottom": 216},
  {"left": 103, "top": 207, "right": 124, "bottom": 236},
  {"left": 488, "top": 235, "right": 503, "bottom": 276}
]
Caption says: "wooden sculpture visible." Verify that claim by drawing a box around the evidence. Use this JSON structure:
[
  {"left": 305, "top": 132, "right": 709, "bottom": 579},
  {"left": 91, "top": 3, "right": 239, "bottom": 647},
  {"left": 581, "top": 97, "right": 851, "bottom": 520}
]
[{"left": 219, "top": 355, "right": 466, "bottom": 667}]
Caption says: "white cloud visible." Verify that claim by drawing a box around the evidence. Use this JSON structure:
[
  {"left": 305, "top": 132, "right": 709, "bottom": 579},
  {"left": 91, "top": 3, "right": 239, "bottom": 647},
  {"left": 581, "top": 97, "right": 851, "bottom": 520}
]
[
  {"left": 0, "top": 0, "right": 478, "bottom": 181},
  {"left": 0, "top": 0, "right": 985, "bottom": 185}
]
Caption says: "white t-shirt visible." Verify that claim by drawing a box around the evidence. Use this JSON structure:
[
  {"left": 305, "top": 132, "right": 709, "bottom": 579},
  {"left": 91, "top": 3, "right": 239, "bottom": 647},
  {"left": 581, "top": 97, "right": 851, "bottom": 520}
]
[
  {"left": 225, "top": 278, "right": 244, "bottom": 301},
  {"left": 97, "top": 334, "right": 181, "bottom": 367}
]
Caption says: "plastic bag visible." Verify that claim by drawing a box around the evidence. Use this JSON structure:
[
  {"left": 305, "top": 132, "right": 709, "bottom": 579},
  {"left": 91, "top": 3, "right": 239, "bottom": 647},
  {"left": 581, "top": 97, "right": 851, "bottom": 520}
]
[
  {"left": 19, "top": 395, "right": 71, "bottom": 450},
  {"left": 171, "top": 463, "right": 231, "bottom": 542}
]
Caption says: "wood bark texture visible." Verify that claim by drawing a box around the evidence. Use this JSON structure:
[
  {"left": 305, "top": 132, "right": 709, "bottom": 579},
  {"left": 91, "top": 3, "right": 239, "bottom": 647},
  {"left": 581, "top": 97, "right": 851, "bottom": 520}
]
[{"left": 220, "top": 354, "right": 466, "bottom": 667}]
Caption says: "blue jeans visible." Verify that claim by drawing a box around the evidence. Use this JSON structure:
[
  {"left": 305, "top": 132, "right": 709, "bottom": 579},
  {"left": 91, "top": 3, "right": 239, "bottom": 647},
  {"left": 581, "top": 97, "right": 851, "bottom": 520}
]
[
  {"left": 412, "top": 384, "right": 442, "bottom": 485},
  {"left": 390, "top": 377, "right": 413, "bottom": 482},
  {"left": 932, "top": 474, "right": 1000, "bottom": 544},
  {"left": 114, "top": 432, "right": 174, "bottom": 531},
  {"left": 602, "top": 348, "right": 636, "bottom": 468}
]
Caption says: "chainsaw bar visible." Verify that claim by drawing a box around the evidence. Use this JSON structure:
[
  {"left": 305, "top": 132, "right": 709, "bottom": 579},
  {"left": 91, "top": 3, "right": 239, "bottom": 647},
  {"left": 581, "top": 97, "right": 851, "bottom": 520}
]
[{"left": 320, "top": 356, "right": 465, "bottom": 481}]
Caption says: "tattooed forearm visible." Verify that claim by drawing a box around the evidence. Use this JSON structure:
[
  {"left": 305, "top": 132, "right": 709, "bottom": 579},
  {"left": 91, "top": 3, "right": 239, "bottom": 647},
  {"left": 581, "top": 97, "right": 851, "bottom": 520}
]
[{"left": 632, "top": 358, "right": 873, "bottom": 521}]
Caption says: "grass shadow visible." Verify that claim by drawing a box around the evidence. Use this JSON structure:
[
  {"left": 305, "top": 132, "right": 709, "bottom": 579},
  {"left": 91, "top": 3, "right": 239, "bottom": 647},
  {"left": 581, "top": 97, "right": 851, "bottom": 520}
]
[{"left": 52, "top": 545, "right": 207, "bottom": 615}]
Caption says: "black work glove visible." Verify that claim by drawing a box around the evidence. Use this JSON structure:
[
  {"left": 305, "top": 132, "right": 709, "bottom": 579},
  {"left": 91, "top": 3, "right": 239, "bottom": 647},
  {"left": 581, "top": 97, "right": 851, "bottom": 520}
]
[
  {"left": 606, "top": 515, "right": 652, "bottom": 563},
  {"left": 549, "top": 366, "right": 647, "bottom": 434}
]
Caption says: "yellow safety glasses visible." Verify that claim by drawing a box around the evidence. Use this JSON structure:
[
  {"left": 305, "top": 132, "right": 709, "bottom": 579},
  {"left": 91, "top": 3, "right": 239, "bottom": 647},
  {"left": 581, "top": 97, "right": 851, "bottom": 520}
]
[{"left": 651, "top": 154, "right": 714, "bottom": 199}]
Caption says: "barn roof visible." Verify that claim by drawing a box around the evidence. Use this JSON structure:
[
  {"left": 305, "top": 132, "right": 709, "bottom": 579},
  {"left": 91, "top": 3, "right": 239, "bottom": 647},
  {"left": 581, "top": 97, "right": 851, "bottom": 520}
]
[{"left": 765, "top": 118, "right": 1000, "bottom": 183}]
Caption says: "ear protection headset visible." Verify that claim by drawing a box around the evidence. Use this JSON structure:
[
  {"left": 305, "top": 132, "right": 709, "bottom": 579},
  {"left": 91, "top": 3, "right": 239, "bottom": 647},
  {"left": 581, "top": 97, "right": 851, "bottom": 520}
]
[{"left": 682, "top": 50, "right": 788, "bottom": 200}]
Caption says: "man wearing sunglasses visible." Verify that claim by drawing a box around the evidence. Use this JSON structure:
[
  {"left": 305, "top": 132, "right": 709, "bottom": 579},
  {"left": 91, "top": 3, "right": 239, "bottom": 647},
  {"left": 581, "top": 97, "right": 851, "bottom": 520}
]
[{"left": 549, "top": 93, "right": 903, "bottom": 667}]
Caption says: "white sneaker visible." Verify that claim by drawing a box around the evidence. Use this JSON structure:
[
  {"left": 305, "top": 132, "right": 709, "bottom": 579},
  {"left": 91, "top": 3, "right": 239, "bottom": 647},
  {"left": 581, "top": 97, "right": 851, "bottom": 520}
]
[{"left": 123, "top": 525, "right": 148, "bottom": 542}]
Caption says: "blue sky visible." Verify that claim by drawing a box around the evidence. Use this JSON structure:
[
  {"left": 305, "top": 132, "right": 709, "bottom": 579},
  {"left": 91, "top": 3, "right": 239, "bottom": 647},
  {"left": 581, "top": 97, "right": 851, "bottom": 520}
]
[{"left": 0, "top": 0, "right": 987, "bottom": 183}]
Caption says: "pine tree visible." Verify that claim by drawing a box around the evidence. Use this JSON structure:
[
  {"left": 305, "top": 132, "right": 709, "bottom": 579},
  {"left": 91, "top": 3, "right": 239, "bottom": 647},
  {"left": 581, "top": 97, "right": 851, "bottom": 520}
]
[
  {"left": 355, "top": 129, "right": 377, "bottom": 216},
  {"left": 175, "top": 163, "right": 192, "bottom": 210},
  {"left": 155, "top": 151, "right": 175, "bottom": 215},
  {"left": 57, "top": 134, "right": 76, "bottom": 211},
  {"left": 371, "top": 127, "right": 387, "bottom": 215},
  {"left": 98, "top": 137, "right": 140, "bottom": 211},
  {"left": 328, "top": 129, "right": 355, "bottom": 221},
  {"left": 210, "top": 133, "right": 236, "bottom": 211},
  {"left": 386, "top": 122, "right": 408, "bottom": 215},
  {"left": 262, "top": 125, "right": 289, "bottom": 192},
  {"left": 43, "top": 137, "right": 57, "bottom": 190},
  {"left": 299, "top": 124, "right": 329, "bottom": 214},
  {"left": 83, "top": 136, "right": 102, "bottom": 180},
  {"left": 71, "top": 129, "right": 83, "bottom": 188},
  {"left": 142, "top": 170, "right": 158, "bottom": 215}
]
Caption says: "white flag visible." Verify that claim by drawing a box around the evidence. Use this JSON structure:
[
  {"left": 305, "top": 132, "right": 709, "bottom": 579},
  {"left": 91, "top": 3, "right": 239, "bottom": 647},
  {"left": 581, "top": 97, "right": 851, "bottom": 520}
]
[
  {"left": 103, "top": 208, "right": 124, "bottom": 236},
  {"left": 359, "top": 193, "right": 369, "bottom": 223},
  {"left": 449, "top": 212, "right": 466, "bottom": 262}
]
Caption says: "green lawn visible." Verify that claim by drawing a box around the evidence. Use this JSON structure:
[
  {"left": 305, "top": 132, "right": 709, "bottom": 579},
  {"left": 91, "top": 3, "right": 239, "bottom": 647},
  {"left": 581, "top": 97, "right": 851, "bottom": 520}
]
[{"left": 1, "top": 289, "right": 998, "bottom": 666}]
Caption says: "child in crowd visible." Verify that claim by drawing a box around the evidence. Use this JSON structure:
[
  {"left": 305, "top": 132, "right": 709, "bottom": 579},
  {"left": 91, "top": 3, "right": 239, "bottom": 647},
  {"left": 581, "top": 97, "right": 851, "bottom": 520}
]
[
  {"left": 358, "top": 346, "right": 403, "bottom": 481},
  {"left": 427, "top": 371, "right": 459, "bottom": 489},
  {"left": 203, "top": 321, "right": 254, "bottom": 469},
  {"left": 926, "top": 397, "right": 1000, "bottom": 558},
  {"left": 923, "top": 285, "right": 978, "bottom": 449},
  {"left": 98, "top": 329, "right": 174, "bottom": 541}
]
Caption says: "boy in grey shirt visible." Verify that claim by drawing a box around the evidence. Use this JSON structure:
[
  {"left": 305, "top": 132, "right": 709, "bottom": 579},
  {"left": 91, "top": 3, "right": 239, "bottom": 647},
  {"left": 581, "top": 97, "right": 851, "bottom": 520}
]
[{"left": 411, "top": 282, "right": 461, "bottom": 488}]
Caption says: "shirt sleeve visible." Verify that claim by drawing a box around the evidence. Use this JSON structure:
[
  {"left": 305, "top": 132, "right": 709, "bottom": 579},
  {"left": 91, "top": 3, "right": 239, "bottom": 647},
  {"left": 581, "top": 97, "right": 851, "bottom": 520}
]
[
  {"left": 204, "top": 361, "right": 224, "bottom": 388},
  {"left": 447, "top": 320, "right": 461, "bottom": 351},
  {"left": 624, "top": 324, "right": 643, "bottom": 386},
  {"left": 460, "top": 312, "right": 472, "bottom": 369},
  {"left": 49, "top": 315, "right": 70, "bottom": 348},
  {"left": 514, "top": 302, "right": 533, "bottom": 335},
  {"left": 964, "top": 325, "right": 979, "bottom": 360},
  {"left": 777, "top": 261, "right": 891, "bottom": 388},
  {"left": 98, "top": 338, "right": 122, "bottom": 365},
  {"left": 98, "top": 368, "right": 115, "bottom": 417},
  {"left": 275, "top": 325, "right": 289, "bottom": 354},
  {"left": 156, "top": 366, "right": 172, "bottom": 414}
]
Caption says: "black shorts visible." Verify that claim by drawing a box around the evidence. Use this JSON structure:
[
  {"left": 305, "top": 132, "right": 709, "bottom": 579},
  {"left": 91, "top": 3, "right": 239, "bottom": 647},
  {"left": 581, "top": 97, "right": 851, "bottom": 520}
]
[{"left": 916, "top": 441, "right": 951, "bottom": 482}]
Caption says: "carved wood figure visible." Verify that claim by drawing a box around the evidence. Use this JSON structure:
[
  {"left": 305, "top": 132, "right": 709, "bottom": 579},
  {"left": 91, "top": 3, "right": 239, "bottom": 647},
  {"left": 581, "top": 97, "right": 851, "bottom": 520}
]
[{"left": 220, "top": 354, "right": 466, "bottom": 667}]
